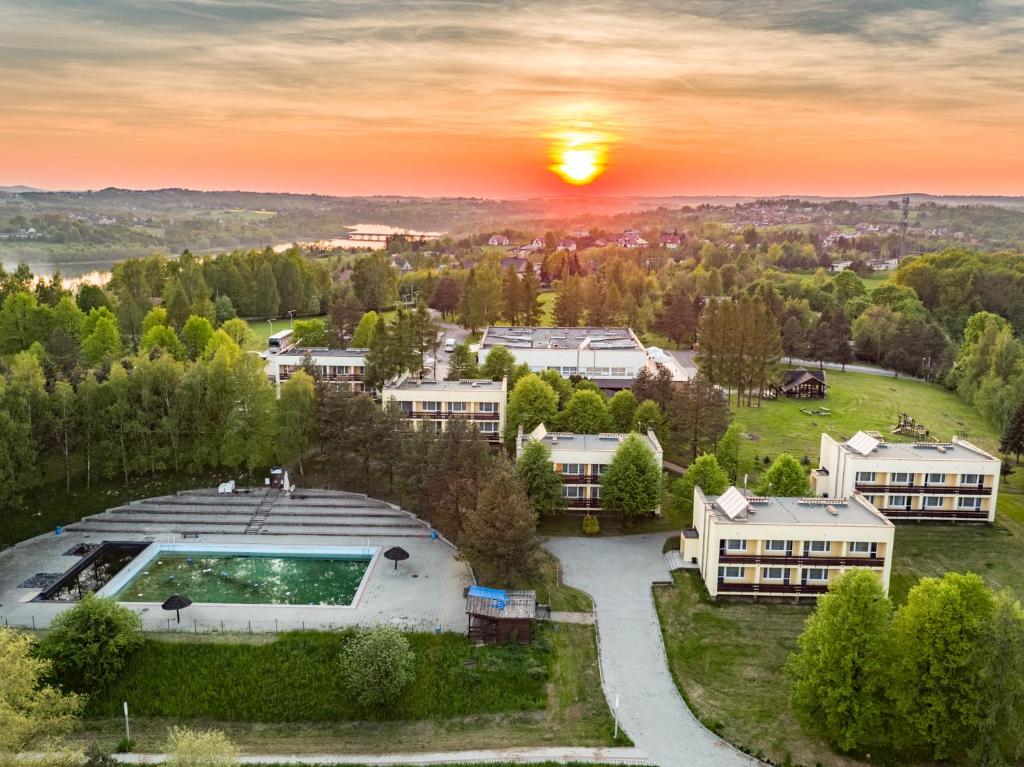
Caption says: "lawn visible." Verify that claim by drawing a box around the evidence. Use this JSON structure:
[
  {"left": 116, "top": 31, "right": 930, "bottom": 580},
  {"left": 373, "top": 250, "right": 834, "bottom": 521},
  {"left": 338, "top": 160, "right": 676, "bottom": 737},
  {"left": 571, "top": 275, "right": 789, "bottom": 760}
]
[
  {"left": 77, "top": 624, "right": 620, "bottom": 754},
  {"left": 794, "top": 269, "right": 892, "bottom": 293},
  {"left": 538, "top": 290, "right": 555, "bottom": 325},
  {"left": 733, "top": 369, "right": 999, "bottom": 474}
]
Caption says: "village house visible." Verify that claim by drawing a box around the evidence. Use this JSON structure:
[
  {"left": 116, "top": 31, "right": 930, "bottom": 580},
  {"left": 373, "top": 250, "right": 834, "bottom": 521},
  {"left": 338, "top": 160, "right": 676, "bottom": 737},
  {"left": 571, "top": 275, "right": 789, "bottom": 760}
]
[
  {"left": 516, "top": 423, "right": 663, "bottom": 513},
  {"left": 659, "top": 231, "right": 682, "bottom": 248},
  {"left": 487, "top": 234, "right": 510, "bottom": 246},
  {"left": 812, "top": 431, "right": 1000, "bottom": 523},
  {"left": 557, "top": 237, "right": 577, "bottom": 252},
  {"left": 682, "top": 485, "right": 895, "bottom": 600}
]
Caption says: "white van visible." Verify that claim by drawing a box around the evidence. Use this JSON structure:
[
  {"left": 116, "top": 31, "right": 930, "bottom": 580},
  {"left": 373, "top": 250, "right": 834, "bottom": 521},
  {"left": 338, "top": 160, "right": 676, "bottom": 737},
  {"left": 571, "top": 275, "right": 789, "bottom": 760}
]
[{"left": 443, "top": 338, "right": 456, "bottom": 353}]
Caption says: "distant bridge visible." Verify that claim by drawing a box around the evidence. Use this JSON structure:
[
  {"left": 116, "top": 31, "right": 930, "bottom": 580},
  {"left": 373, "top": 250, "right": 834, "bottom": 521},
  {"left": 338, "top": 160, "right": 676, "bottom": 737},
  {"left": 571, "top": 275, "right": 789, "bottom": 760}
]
[{"left": 347, "top": 231, "right": 437, "bottom": 243}]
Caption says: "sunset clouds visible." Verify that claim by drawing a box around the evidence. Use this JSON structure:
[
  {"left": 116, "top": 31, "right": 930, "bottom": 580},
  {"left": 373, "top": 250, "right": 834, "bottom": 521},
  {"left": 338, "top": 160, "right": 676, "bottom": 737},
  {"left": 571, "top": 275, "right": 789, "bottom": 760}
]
[{"left": 1, "top": 1, "right": 1022, "bottom": 196}]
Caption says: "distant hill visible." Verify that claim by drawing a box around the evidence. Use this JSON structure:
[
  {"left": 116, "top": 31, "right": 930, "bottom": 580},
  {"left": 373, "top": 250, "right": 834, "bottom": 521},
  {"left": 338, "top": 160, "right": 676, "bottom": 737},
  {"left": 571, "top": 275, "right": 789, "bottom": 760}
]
[{"left": 0, "top": 185, "right": 45, "bottom": 193}]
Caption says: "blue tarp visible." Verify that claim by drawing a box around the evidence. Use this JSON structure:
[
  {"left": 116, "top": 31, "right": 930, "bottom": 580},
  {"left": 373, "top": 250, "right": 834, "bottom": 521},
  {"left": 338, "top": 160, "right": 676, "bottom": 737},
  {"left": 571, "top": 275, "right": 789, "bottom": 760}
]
[{"left": 468, "top": 585, "right": 508, "bottom": 609}]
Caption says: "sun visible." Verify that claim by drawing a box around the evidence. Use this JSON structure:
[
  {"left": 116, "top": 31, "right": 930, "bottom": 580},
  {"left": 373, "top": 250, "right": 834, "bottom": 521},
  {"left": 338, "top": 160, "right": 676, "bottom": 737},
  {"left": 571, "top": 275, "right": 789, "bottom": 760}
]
[{"left": 549, "top": 130, "right": 610, "bottom": 186}]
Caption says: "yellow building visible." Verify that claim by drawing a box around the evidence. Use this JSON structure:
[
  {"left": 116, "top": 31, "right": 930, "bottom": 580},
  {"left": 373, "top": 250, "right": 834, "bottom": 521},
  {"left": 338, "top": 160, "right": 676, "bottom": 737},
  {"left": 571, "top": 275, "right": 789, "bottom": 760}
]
[
  {"left": 682, "top": 485, "right": 894, "bottom": 600},
  {"left": 380, "top": 375, "right": 506, "bottom": 444}
]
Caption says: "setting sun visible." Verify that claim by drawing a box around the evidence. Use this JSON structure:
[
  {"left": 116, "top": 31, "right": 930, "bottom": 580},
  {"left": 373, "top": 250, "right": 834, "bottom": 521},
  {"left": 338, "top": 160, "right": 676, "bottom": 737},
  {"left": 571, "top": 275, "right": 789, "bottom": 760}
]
[{"left": 549, "top": 130, "right": 610, "bottom": 186}]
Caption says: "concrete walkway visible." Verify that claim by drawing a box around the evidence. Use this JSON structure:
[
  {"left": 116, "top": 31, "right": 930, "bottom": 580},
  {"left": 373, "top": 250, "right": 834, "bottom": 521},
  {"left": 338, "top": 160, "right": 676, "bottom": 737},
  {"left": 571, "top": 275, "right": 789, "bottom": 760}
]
[
  {"left": 545, "top": 535, "right": 758, "bottom": 767},
  {"left": 111, "top": 747, "right": 650, "bottom": 765}
]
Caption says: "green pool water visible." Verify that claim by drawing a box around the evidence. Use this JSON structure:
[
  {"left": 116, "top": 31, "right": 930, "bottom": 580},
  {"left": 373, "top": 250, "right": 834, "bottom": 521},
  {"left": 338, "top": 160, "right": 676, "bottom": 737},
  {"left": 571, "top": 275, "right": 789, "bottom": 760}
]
[{"left": 114, "top": 553, "right": 372, "bottom": 605}]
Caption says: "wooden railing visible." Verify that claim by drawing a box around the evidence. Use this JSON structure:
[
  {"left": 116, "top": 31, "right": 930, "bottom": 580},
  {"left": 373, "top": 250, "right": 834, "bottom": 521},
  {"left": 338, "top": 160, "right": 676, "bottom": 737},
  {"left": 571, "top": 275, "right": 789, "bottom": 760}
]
[
  {"left": 400, "top": 411, "right": 500, "bottom": 420},
  {"left": 717, "top": 581, "right": 829, "bottom": 595},
  {"left": 855, "top": 483, "right": 991, "bottom": 496},
  {"left": 881, "top": 508, "right": 989, "bottom": 520},
  {"left": 565, "top": 498, "right": 602, "bottom": 510},
  {"left": 560, "top": 474, "right": 602, "bottom": 484},
  {"left": 717, "top": 554, "right": 884, "bottom": 568}
]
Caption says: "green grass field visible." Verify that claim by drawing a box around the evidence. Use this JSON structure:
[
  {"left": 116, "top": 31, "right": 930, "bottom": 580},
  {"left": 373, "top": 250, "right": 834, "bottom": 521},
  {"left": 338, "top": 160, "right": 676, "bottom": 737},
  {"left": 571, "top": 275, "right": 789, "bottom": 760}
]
[
  {"left": 538, "top": 290, "right": 555, "bottom": 325},
  {"left": 794, "top": 269, "right": 892, "bottom": 293},
  {"left": 79, "top": 624, "right": 619, "bottom": 754}
]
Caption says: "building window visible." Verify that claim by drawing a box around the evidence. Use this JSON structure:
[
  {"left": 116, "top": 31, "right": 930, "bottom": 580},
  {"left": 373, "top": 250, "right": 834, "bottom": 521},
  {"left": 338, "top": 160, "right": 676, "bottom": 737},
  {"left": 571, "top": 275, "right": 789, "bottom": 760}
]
[
  {"left": 725, "top": 539, "right": 746, "bottom": 551},
  {"left": 863, "top": 495, "right": 877, "bottom": 506},
  {"left": 562, "top": 367, "right": 577, "bottom": 376},
  {"left": 890, "top": 495, "right": 909, "bottom": 507},
  {"left": 478, "top": 422, "right": 497, "bottom": 434},
  {"left": 765, "top": 540, "right": 788, "bottom": 552},
  {"left": 448, "top": 401, "right": 467, "bottom": 412},
  {"left": 960, "top": 473, "right": 979, "bottom": 485},
  {"left": 958, "top": 497, "right": 982, "bottom": 510},
  {"left": 924, "top": 496, "right": 944, "bottom": 508},
  {"left": 563, "top": 463, "right": 582, "bottom": 476},
  {"left": 763, "top": 567, "right": 786, "bottom": 580},
  {"left": 849, "top": 541, "right": 870, "bottom": 553},
  {"left": 595, "top": 463, "right": 608, "bottom": 476},
  {"left": 855, "top": 472, "right": 876, "bottom": 483},
  {"left": 478, "top": 401, "right": 497, "bottom": 413},
  {"left": 591, "top": 486, "right": 602, "bottom": 499},
  {"left": 809, "top": 541, "right": 831, "bottom": 553},
  {"left": 805, "top": 568, "right": 829, "bottom": 582},
  {"left": 421, "top": 401, "right": 441, "bottom": 412},
  {"left": 719, "top": 566, "right": 745, "bottom": 580},
  {"left": 891, "top": 472, "right": 910, "bottom": 483},
  {"left": 926, "top": 473, "right": 946, "bottom": 484},
  {"left": 562, "top": 485, "right": 585, "bottom": 499},
  {"left": 610, "top": 367, "right": 626, "bottom": 377}
]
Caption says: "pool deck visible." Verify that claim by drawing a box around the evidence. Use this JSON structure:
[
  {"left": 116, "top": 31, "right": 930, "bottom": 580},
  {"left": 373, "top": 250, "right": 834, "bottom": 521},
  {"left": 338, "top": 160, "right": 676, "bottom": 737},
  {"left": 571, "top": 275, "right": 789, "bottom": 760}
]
[{"left": 0, "top": 490, "right": 473, "bottom": 634}]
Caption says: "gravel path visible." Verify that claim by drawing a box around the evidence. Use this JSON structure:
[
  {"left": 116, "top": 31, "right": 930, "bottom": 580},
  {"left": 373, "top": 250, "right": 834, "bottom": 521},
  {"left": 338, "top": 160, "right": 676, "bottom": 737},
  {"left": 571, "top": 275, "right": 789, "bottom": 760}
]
[{"left": 545, "top": 535, "right": 759, "bottom": 767}]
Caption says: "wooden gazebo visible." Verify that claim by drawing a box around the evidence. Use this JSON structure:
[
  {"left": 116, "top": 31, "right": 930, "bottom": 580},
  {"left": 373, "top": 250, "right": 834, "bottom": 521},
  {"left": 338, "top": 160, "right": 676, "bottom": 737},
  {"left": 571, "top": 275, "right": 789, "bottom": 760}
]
[
  {"left": 766, "top": 369, "right": 827, "bottom": 400},
  {"left": 465, "top": 586, "right": 537, "bottom": 645}
]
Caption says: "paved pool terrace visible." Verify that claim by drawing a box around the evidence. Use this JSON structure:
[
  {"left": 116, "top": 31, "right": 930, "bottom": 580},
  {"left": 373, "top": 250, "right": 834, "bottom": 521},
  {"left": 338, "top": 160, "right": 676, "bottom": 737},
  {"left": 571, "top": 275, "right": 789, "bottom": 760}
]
[{"left": 0, "top": 489, "right": 472, "bottom": 634}]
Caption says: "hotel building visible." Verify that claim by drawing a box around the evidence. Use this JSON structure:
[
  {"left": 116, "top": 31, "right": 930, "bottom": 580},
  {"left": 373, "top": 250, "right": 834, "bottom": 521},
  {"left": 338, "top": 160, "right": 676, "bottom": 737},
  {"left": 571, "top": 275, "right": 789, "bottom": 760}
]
[
  {"left": 682, "top": 485, "right": 895, "bottom": 600},
  {"left": 380, "top": 375, "right": 506, "bottom": 444},
  {"left": 515, "top": 423, "right": 663, "bottom": 512},
  {"left": 812, "top": 431, "right": 1000, "bottom": 523},
  {"left": 262, "top": 329, "right": 367, "bottom": 392}
]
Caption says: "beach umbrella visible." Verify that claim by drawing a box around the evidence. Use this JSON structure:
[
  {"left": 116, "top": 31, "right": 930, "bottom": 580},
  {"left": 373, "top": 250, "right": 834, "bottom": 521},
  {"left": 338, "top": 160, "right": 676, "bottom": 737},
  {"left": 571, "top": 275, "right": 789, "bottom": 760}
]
[
  {"left": 162, "top": 594, "right": 192, "bottom": 623},
  {"left": 384, "top": 546, "right": 410, "bottom": 571}
]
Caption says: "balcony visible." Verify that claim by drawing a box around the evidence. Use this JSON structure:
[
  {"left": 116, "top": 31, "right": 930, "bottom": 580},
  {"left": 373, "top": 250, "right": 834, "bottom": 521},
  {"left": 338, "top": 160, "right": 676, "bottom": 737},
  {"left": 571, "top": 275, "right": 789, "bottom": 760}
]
[
  {"left": 717, "top": 581, "right": 829, "bottom": 595},
  {"left": 881, "top": 508, "right": 989, "bottom": 521},
  {"left": 565, "top": 498, "right": 602, "bottom": 510},
  {"left": 855, "top": 483, "right": 991, "bottom": 496},
  {"left": 560, "top": 474, "right": 602, "bottom": 484},
  {"left": 718, "top": 554, "right": 884, "bottom": 568},
  {"left": 400, "top": 411, "right": 499, "bottom": 420},
  {"left": 280, "top": 371, "right": 362, "bottom": 382}
]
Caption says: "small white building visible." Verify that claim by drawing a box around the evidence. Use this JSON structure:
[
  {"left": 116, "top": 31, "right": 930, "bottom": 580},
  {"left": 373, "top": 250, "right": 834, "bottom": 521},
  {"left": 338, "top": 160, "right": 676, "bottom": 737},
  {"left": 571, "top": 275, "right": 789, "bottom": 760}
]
[
  {"left": 682, "top": 485, "right": 895, "bottom": 600},
  {"left": 478, "top": 326, "right": 648, "bottom": 390},
  {"left": 381, "top": 375, "right": 506, "bottom": 444},
  {"left": 262, "top": 330, "right": 367, "bottom": 392},
  {"left": 812, "top": 431, "right": 1000, "bottom": 523},
  {"left": 516, "top": 423, "right": 663, "bottom": 513},
  {"left": 488, "top": 234, "right": 510, "bottom": 246}
]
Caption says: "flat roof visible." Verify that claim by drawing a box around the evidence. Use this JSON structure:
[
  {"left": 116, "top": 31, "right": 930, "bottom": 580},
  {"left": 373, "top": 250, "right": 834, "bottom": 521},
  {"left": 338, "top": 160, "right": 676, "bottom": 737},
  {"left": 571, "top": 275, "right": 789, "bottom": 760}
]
[
  {"left": 839, "top": 436, "right": 995, "bottom": 462},
  {"left": 481, "top": 326, "right": 643, "bottom": 351},
  {"left": 534, "top": 431, "right": 660, "bottom": 454},
  {"left": 385, "top": 378, "right": 503, "bottom": 392},
  {"left": 270, "top": 347, "right": 368, "bottom": 359},
  {"left": 705, "top": 490, "right": 890, "bottom": 527}
]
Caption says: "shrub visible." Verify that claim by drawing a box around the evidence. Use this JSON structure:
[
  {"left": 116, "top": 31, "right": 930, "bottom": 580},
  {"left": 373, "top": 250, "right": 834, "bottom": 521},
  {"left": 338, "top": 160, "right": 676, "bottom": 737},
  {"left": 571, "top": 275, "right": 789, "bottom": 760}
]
[
  {"left": 38, "top": 593, "right": 143, "bottom": 692},
  {"left": 581, "top": 515, "right": 600, "bottom": 536},
  {"left": 164, "top": 727, "right": 238, "bottom": 767},
  {"left": 339, "top": 627, "right": 416, "bottom": 711},
  {"left": 115, "top": 738, "right": 136, "bottom": 753}
]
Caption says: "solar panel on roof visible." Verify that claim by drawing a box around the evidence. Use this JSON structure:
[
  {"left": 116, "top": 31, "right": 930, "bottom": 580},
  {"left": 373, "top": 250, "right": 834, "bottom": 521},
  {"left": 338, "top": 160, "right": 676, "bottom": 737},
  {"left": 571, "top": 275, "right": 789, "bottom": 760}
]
[
  {"left": 717, "top": 486, "right": 749, "bottom": 519},
  {"left": 847, "top": 431, "right": 880, "bottom": 456}
]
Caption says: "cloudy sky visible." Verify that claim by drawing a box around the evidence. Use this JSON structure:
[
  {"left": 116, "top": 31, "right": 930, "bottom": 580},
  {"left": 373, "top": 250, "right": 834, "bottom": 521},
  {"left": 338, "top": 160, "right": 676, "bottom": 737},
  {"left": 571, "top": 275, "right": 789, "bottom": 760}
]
[{"left": 1, "top": 0, "right": 1022, "bottom": 196}]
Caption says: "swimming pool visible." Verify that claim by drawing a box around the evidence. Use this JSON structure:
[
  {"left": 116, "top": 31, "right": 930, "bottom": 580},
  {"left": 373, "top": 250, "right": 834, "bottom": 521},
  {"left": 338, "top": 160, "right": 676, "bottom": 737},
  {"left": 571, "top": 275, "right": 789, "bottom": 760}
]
[{"left": 98, "top": 544, "right": 378, "bottom": 607}]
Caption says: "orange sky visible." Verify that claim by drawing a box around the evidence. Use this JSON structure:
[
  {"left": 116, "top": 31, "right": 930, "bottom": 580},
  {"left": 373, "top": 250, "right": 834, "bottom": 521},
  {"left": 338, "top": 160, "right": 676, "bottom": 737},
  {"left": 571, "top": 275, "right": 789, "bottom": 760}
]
[{"left": 1, "top": 1, "right": 1022, "bottom": 197}]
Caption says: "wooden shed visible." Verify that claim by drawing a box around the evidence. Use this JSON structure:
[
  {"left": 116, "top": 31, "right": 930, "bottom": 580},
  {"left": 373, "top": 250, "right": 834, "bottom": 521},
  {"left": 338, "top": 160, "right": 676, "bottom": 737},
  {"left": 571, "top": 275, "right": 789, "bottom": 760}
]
[
  {"left": 766, "top": 369, "right": 827, "bottom": 399},
  {"left": 465, "top": 586, "right": 537, "bottom": 645}
]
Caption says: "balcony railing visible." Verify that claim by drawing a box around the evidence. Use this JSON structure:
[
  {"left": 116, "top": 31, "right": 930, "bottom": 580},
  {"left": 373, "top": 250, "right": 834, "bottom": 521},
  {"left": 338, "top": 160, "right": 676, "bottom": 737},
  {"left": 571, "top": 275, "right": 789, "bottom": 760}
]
[
  {"left": 717, "top": 554, "right": 885, "bottom": 568},
  {"left": 881, "top": 508, "right": 989, "bottom": 520},
  {"left": 855, "top": 483, "right": 991, "bottom": 496},
  {"left": 565, "top": 498, "right": 602, "bottom": 510},
  {"left": 560, "top": 474, "right": 602, "bottom": 484},
  {"left": 280, "top": 371, "right": 362, "bottom": 382},
  {"left": 717, "top": 581, "right": 829, "bottom": 595},
  {"left": 400, "top": 411, "right": 499, "bottom": 420}
]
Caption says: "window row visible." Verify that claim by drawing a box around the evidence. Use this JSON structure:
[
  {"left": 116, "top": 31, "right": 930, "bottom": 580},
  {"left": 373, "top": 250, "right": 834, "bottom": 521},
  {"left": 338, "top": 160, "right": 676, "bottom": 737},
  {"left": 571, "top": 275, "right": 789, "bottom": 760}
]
[
  {"left": 723, "top": 539, "right": 874, "bottom": 553},
  {"left": 854, "top": 471, "right": 984, "bottom": 485},
  {"left": 719, "top": 566, "right": 830, "bottom": 581},
  {"left": 410, "top": 401, "right": 499, "bottom": 412}
]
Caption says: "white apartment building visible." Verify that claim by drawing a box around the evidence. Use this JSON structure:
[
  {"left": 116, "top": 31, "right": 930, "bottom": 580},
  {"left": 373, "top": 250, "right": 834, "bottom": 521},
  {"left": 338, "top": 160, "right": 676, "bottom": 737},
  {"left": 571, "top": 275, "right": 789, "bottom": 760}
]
[
  {"left": 812, "top": 431, "right": 1000, "bottom": 523},
  {"left": 380, "top": 375, "right": 506, "bottom": 444},
  {"left": 479, "top": 327, "right": 648, "bottom": 390},
  {"left": 262, "top": 329, "right": 367, "bottom": 393},
  {"left": 515, "top": 423, "right": 663, "bottom": 512},
  {"left": 682, "top": 485, "right": 895, "bottom": 600}
]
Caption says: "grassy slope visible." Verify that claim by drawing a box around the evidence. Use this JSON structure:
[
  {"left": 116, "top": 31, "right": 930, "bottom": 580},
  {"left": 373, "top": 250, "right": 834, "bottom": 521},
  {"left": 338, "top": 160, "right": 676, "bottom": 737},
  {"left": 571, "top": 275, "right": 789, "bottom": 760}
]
[
  {"left": 656, "top": 372, "right": 1024, "bottom": 766},
  {"left": 78, "top": 624, "right": 619, "bottom": 754}
]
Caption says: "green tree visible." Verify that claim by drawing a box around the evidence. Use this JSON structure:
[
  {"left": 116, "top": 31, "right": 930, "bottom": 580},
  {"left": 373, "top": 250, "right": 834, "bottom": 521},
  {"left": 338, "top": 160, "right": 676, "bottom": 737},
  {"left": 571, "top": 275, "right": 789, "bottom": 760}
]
[
  {"left": 0, "top": 627, "right": 83, "bottom": 757},
  {"left": 445, "top": 342, "right": 479, "bottom": 380},
  {"left": 787, "top": 569, "right": 893, "bottom": 753},
  {"left": 141, "top": 324, "right": 186, "bottom": 359},
  {"left": 292, "top": 318, "right": 327, "bottom": 347},
  {"left": 252, "top": 261, "right": 281, "bottom": 318},
  {"left": 181, "top": 316, "right": 214, "bottom": 360},
  {"left": 38, "top": 594, "right": 143, "bottom": 693},
  {"left": 351, "top": 253, "right": 398, "bottom": 310},
  {"left": 275, "top": 370, "right": 316, "bottom": 475},
  {"left": 715, "top": 422, "right": 746, "bottom": 482},
  {"left": 0, "top": 291, "right": 49, "bottom": 354},
  {"left": 758, "top": 453, "right": 809, "bottom": 495},
  {"left": 553, "top": 276, "right": 585, "bottom": 327},
  {"left": 891, "top": 572, "right": 996, "bottom": 760},
  {"left": 49, "top": 379, "right": 77, "bottom": 491},
  {"left": 607, "top": 390, "right": 638, "bottom": 432},
  {"left": 632, "top": 399, "right": 666, "bottom": 446},
  {"left": 516, "top": 440, "right": 565, "bottom": 517},
  {"left": 219, "top": 318, "right": 255, "bottom": 349},
  {"left": 505, "top": 373, "right": 558, "bottom": 445},
  {"left": 461, "top": 461, "right": 538, "bottom": 581},
  {"left": 973, "top": 590, "right": 1024, "bottom": 767},
  {"left": 142, "top": 306, "right": 170, "bottom": 336},
  {"left": 563, "top": 389, "right": 611, "bottom": 434},
  {"left": 481, "top": 346, "right": 517, "bottom": 382},
  {"left": 81, "top": 314, "right": 123, "bottom": 365},
  {"left": 1001, "top": 399, "right": 1024, "bottom": 463},
  {"left": 213, "top": 294, "right": 237, "bottom": 325},
  {"left": 163, "top": 278, "right": 191, "bottom": 329},
  {"left": 665, "top": 374, "right": 731, "bottom": 462},
  {"left": 670, "top": 453, "right": 729, "bottom": 515},
  {"left": 351, "top": 311, "right": 379, "bottom": 347},
  {"left": 339, "top": 627, "right": 416, "bottom": 711},
  {"left": 222, "top": 352, "right": 277, "bottom": 472},
  {"left": 539, "top": 368, "right": 573, "bottom": 408},
  {"left": 601, "top": 433, "right": 662, "bottom": 518}
]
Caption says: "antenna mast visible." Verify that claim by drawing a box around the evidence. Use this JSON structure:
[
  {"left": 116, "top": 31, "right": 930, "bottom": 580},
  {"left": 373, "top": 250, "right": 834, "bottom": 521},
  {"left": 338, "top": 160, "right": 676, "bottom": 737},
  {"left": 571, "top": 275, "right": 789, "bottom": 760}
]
[{"left": 899, "top": 195, "right": 909, "bottom": 260}]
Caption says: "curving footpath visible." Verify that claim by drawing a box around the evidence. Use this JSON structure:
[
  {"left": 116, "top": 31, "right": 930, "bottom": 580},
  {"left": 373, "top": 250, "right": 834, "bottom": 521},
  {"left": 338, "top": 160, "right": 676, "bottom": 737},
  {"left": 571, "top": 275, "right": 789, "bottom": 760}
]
[{"left": 545, "top": 535, "right": 759, "bottom": 767}]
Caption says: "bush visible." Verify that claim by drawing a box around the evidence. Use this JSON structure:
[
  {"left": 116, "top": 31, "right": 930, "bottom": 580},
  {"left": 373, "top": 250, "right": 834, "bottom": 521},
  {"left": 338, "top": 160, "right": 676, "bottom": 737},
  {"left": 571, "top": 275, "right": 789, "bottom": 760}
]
[
  {"left": 581, "top": 515, "right": 600, "bottom": 536},
  {"left": 165, "top": 727, "right": 237, "bottom": 767},
  {"left": 38, "top": 593, "right": 143, "bottom": 692},
  {"left": 339, "top": 626, "right": 416, "bottom": 711},
  {"left": 114, "top": 738, "right": 136, "bottom": 753}
]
